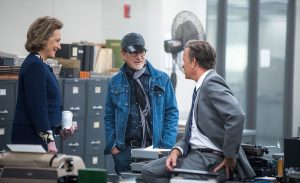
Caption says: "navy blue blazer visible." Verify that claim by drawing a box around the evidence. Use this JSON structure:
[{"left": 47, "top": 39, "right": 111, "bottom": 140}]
[{"left": 11, "top": 53, "right": 62, "bottom": 150}]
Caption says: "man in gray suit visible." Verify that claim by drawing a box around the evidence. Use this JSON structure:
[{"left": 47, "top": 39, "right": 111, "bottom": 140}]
[{"left": 141, "top": 40, "right": 255, "bottom": 182}]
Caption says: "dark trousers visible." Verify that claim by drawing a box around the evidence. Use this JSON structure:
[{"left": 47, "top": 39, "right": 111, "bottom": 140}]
[
  {"left": 141, "top": 149, "right": 225, "bottom": 183},
  {"left": 112, "top": 146, "right": 133, "bottom": 174}
]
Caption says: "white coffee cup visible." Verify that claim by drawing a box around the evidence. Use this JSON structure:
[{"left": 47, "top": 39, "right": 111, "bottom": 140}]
[{"left": 61, "top": 110, "right": 73, "bottom": 129}]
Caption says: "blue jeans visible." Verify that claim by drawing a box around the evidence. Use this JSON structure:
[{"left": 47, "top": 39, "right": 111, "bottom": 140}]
[{"left": 112, "top": 146, "right": 132, "bottom": 174}]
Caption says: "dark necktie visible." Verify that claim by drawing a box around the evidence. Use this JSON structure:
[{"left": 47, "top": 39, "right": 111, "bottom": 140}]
[{"left": 183, "top": 87, "right": 197, "bottom": 156}]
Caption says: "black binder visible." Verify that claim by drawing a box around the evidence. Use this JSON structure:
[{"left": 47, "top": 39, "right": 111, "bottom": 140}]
[{"left": 56, "top": 43, "right": 94, "bottom": 71}]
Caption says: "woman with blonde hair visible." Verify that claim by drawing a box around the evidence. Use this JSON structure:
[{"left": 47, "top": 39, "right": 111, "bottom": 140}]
[{"left": 11, "top": 16, "right": 75, "bottom": 153}]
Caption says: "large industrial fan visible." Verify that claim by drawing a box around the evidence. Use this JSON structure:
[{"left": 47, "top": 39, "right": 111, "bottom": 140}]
[{"left": 164, "top": 11, "right": 205, "bottom": 91}]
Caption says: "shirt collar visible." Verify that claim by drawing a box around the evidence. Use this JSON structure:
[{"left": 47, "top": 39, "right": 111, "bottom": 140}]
[{"left": 195, "top": 69, "right": 213, "bottom": 91}]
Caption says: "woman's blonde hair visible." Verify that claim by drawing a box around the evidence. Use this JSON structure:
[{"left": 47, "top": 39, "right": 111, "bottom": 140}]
[{"left": 25, "top": 16, "right": 63, "bottom": 53}]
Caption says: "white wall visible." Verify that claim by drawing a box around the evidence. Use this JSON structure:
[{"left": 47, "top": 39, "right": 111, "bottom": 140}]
[
  {"left": 293, "top": 0, "right": 300, "bottom": 136},
  {"left": 100, "top": 0, "right": 148, "bottom": 41},
  {"left": 0, "top": 0, "right": 102, "bottom": 56},
  {"left": 54, "top": 0, "right": 102, "bottom": 44},
  {"left": 100, "top": 0, "right": 161, "bottom": 69},
  {"left": 0, "top": 0, "right": 53, "bottom": 56}
]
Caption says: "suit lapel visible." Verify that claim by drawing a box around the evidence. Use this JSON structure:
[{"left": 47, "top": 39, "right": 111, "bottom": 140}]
[{"left": 194, "top": 70, "right": 215, "bottom": 125}]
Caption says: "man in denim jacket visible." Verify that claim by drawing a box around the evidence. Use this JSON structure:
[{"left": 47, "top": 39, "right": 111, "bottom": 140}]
[{"left": 104, "top": 32, "right": 179, "bottom": 174}]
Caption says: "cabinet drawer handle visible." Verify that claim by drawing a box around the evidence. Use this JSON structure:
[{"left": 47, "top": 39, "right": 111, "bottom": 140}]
[
  {"left": 0, "top": 110, "right": 8, "bottom": 114},
  {"left": 68, "top": 142, "right": 79, "bottom": 147},
  {"left": 92, "top": 106, "right": 103, "bottom": 110},
  {"left": 69, "top": 107, "right": 80, "bottom": 111},
  {"left": 91, "top": 140, "right": 101, "bottom": 145}
]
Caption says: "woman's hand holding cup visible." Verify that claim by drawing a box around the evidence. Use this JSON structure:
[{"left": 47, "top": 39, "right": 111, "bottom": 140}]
[{"left": 61, "top": 111, "right": 77, "bottom": 139}]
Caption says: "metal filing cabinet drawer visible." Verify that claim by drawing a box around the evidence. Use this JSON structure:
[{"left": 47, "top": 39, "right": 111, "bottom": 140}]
[
  {"left": 0, "top": 81, "right": 16, "bottom": 122},
  {"left": 105, "top": 155, "right": 116, "bottom": 174},
  {"left": 85, "top": 118, "right": 105, "bottom": 153},
  {"left": 61, "top": 118, "right": 85, "bottom": 155},
  {"left": 63, "top": 79, "right": 86, "bottom": 118},
  {"left": 86, "top": 78, "right": 108, "bottom": 118},
  {"left": 54, "top": 135, "right": 62, "bottom": 153},
  {"left": 85, "top": 153, "right": 105, "bottom": 169},
  {"left": 0, "top": 122, "right": 12, "bottom": 151}
]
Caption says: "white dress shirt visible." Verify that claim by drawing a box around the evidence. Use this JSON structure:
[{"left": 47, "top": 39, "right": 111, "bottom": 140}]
[{"left": 190, "top": 69, "right": 221, "bottom": 151}]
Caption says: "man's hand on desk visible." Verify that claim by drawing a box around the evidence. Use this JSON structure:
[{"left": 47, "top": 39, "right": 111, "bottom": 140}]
[{"left": 166, "top": 148, "right": 181, "bottom": 172}]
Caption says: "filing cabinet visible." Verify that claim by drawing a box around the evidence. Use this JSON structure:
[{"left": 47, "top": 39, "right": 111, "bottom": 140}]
[
  {"left": 84, "top": 118, "right": 105, "bottom": 169},
  {"left": 86, "top": 78, "right": 107, "bottom": 118},
  {"left": 63, "top": 79, "right": 86, "bottom": 118},
  {"left": 62, "top": 118, "right": 85, "bottom": 155},
  {"left": 0, "top": 80, "right": 17, "bottom": 151},
  {"left": 0, "top": 76, "right": 111, "bottom": 170},
  {"left": 84, "top": 153, "right": 106, "bottom": 169},
  {"left": 0, "top": 80, "right": 16, "bottom": 122},
  {"left": 105, "top": 154, "right": 116, "bottom": 174},
  {"left": 61, "top": 79, "right": 86, "bottom": 156},
  {"left": 85, "top": 118, "right": 105, "bottom": 153},
  {"left": 84, "top": 77, "right": 110, "bottom": 169},
  {"left": 0, "top": 122, "right": 12, "bottom": 151}
]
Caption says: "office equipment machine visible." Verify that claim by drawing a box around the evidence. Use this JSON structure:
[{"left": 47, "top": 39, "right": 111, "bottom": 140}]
[
  {"left": 242, "top": 144, "right": 276, "bottom": 177},
  {"left": 0, "top": 151, "right": 85, "bottom": 183}
]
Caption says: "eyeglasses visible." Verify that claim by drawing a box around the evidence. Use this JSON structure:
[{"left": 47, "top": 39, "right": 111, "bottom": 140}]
[{"left": 127, "top": 50, "right": 147, "bottom": 58}]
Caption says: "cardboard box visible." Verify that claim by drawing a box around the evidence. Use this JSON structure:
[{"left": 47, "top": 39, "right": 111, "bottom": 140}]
[
  {"left": 54, "top": 58, "right": 80, "bottom": 78},
  {"left": 55, "top": 58, "right": 81, "bottom": 69}
]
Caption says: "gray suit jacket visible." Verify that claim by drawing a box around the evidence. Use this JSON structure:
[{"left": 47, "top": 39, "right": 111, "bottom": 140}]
[{"left": 175, "top": 70, "right": 255, "bottom": 180}]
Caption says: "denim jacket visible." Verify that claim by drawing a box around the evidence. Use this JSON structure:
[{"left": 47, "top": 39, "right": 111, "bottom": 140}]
[{"left": 104, "top": 61, "right": 179, "bottom": 154}]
